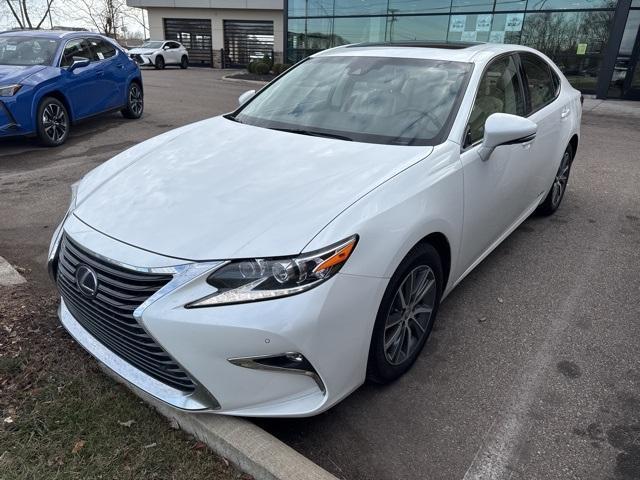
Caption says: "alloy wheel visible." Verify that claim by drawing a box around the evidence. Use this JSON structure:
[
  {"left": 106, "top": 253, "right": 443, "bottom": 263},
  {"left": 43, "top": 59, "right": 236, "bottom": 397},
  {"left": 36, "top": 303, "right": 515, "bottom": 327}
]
[
  {"left": 551, "top": 150, "right": 571, "bottom": 208},
  {"left": 129, "top": 84, "right": 143, "bottom": 116},
  {"left": 42, "top": 103, "right": 67, "bottom": 143},
  {"left": 383, "top": 265, "right": 437, "bottom": 365}
]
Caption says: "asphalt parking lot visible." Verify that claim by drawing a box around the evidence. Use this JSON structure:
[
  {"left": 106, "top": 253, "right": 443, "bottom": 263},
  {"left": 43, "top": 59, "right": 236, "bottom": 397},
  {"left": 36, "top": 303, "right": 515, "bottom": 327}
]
[{"left": 2, "top": 68, "right": 639, "bottom": 480}]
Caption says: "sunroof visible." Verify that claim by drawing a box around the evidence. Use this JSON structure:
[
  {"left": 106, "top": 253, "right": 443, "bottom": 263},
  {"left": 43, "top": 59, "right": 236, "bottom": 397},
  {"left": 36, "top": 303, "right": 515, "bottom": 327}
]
[{"left": 346, "top": 41, "right": 482, "bottom": 50}]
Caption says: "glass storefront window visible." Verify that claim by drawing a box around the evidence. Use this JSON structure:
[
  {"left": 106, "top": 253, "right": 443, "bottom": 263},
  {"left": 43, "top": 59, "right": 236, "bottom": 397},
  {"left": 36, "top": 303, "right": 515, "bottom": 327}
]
[
  {"left": 521, "top": 10, "right": 614, "bottom": 92},
  {"left": 447, "top": 14, "right": 494, "bottom": 42},
  {"left": 387, "top": 0, "right": 451, "bottom": 14},
  {"left": 527, "top": 0, "right": 618, "bottom": 10},
  {"left": 333, "top": 17, "right": 388, "bottom": 44},
  {"left": 489, "top": 13, "right": 525, "bottom": 43},
  {"left": 288, "top": 18, "right": 334, "bottom": 62},
  {"left": 387, "top": 15, "right": 450, "bottom": 41},
  {"left": 451, "top": 0, "right": 494, "bottom": 13},
  {"left": 333, "top": 0, "right": 389, "bottom": 16},
  {"left": 494, "top": 0, "right": 527, "bottom": 11}
]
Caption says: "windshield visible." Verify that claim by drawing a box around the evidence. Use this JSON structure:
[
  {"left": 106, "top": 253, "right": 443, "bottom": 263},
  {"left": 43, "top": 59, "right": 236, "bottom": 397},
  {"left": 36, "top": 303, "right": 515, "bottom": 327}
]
[
  {"left": 233, "top": 56, "right": 472, "bottom": 146},
  {"left": 0, "top": 36, "right": 60, "bottom": 66},
  {"left": 141, "top": 41, "right": 164, "bottom": 49}
]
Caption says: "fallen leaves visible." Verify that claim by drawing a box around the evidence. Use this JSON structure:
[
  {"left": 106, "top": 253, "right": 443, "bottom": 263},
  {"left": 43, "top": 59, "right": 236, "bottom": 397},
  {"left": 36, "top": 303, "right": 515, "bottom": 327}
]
[
  {"left": 71, "top": 440, "right": 86, "bottom": 454},
  {"left": 143, "top": 442, "right": 157, "bottom": 449},
  {"left": 118, "top": 419, "right": 135, "bottom": 428}
]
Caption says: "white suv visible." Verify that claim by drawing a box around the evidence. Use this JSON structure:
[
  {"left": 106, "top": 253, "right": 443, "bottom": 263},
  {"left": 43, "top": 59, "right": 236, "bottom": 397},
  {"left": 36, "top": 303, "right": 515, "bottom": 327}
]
[{"left": 128, "top": 40, "right": 189, "bottom": 69}]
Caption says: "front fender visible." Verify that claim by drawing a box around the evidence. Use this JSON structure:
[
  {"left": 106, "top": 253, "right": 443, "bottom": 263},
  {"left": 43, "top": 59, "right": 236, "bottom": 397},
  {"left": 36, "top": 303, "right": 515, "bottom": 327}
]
[{"left": 304, "top": 141, "right": 464, "bottom": 290}]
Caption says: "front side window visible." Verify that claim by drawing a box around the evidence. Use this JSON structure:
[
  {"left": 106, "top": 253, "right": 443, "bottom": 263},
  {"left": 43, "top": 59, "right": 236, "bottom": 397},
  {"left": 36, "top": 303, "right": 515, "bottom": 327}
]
[
  {"left": 90, "top": 39, "right": 116, "bottom": 60},
  {"left": 233, "top": 56, "right": 472, "bottom": 146},
  {"left": 467, "top": 55, "right": 525, "bottom": 146},
  {"left": 61, "top": 39, "right": 93, "bottom": 67},
  {"left": 0, "top": 36, "right": 59, "bottom": 66},
  {"left": 520, "top": 53, "right": 557, "bottom": 112}
]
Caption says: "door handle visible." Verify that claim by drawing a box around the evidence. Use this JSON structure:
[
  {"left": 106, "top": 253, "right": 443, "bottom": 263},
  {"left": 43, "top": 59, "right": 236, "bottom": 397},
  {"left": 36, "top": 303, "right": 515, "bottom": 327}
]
[
  {"left": 116, "top": 63, "right": 125, "bottom": 69},
  {"left": 561, "top": 107, "right": 570, "bottom": 119}
]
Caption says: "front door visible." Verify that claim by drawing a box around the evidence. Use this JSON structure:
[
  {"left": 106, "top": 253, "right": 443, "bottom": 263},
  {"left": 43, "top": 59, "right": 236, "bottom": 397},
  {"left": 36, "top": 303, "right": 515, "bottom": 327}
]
[
  {"left": 59, "top": 38, "right": 102, "bottom": 119},
  {"left": 457, "top": 54, "right": 533, "bottom": 276}
]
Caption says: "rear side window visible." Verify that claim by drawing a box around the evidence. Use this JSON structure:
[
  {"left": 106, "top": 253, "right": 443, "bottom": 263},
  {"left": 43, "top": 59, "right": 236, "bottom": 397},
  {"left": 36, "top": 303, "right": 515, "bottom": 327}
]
[
  {"left": 60, "top": 38, "right": 93, "bottom": 67},
  {"left": 90, "top": 39, "right": 116, "bottom": 60},
  {"left": 466, "top": 55, "right": 526, "bottom": 146},
  {"left": 520, "top": 53, "right": 557, "bottom": 113}
]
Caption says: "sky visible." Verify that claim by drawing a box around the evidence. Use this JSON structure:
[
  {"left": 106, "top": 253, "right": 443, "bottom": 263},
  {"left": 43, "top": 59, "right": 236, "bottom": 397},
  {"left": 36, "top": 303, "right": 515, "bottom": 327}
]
[{"left": 0, "top": 0, "right": 148, "bottom": 38}]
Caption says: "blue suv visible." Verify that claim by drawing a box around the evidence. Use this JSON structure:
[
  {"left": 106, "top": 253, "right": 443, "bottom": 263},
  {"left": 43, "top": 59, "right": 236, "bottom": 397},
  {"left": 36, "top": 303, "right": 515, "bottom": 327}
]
[{"left": 0, "top": 30, "right": 143, "bottom": 146}]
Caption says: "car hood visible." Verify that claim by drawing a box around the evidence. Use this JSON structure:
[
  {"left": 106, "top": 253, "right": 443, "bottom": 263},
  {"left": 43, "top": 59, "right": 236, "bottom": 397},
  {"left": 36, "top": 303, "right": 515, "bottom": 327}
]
[
  {"left": 74, "top": 116, "right": 433, "bottom": 261},
  {"left": 128, "top": 48, "right": 156, "bottom": 55},
  {"left": 0, "top": 64, "right": 46, "bottom": 83}
]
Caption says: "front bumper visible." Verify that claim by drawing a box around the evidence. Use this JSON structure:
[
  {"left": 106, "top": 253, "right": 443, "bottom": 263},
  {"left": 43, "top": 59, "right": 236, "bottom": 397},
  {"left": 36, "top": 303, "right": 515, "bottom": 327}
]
[
  {"left": 50, "top": 214, "right": 387, "bottom": 417},
  {"left": 129, "top": 54, "right": 154, "bottom": 66}
]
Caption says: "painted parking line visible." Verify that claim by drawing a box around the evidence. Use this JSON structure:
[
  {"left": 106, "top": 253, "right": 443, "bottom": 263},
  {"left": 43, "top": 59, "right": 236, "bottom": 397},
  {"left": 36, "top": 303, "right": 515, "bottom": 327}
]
[{"left": 0, "top": 256, "right": 26, "bottom": 286}]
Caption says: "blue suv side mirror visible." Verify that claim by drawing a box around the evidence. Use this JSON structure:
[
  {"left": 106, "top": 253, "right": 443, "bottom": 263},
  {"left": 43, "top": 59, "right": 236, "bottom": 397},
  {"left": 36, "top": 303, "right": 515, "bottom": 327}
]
[{"left": 68, "top": 57, "right": 90, "bottom": 72}]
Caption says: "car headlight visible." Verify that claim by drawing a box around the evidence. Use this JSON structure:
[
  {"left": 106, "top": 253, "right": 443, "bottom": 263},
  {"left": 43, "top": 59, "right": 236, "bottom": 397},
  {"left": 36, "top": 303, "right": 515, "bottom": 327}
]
[
  {"left": 187, "top": 235, "right": 358, "bottom": 307},
  {"left": 0, "top": 84, "right": 22, "bottom": 96}
]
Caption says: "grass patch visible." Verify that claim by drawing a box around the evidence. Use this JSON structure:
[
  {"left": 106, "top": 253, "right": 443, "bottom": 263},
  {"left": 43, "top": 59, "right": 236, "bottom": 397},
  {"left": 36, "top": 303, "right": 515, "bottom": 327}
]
[{"left": 0, "top": 286, "right": 248, "bottom": 480}]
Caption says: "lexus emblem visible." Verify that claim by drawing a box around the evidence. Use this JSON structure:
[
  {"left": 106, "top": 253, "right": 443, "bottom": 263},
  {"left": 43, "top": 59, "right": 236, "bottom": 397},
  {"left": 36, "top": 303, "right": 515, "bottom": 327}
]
[{"left": 75, "top": 264, "right": 99, "bottom": 298}]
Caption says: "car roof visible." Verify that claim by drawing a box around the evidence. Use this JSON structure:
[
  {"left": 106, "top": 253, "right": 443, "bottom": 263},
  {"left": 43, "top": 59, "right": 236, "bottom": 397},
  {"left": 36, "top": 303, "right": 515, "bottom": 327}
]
[
  {"left": 313, "top": 42, "right": 536, "bottom": 64},
  {"left": 0, "top": 30, "right": 98, "bottom": 40}
]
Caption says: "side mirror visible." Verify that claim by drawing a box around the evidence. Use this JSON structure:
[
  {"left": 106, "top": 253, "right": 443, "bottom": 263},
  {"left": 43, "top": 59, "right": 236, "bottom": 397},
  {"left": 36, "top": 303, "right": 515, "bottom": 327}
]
[
  {"left": 478, "top": 113, "right": 537, "bottom": 161},
  {"left": 68, "top": 57, "right": 90, "bottom": 72},
  {"left": 238, "top": 89, "right": 256, "bottom": 106},
  {"left": 163, "top": 45, "right": 170, "bottom": 50}
]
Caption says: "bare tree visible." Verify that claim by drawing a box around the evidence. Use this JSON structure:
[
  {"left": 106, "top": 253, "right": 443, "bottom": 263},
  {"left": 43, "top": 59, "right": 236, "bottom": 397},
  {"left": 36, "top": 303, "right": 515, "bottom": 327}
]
[
  {"left": 69, "top": 0, "right": 125, "bottom": 37},
  {"left": 3, "top": 0, "right": 55, "bottom": 29}
]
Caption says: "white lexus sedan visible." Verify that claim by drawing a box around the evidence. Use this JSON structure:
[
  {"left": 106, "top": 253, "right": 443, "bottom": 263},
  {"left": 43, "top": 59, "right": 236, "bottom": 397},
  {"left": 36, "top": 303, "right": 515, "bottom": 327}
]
[{"left": 49, "top": 42, "right": 581, "bottom": 417}]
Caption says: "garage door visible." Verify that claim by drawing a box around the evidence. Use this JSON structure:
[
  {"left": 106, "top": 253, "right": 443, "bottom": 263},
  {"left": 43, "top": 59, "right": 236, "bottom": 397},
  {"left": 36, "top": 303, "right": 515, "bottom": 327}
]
[
  {"left": 163, "top": 18, "right": 212, "bottom": 66},
  {"left": 223, "top": 20, "right": 274, "bottom": 68}
]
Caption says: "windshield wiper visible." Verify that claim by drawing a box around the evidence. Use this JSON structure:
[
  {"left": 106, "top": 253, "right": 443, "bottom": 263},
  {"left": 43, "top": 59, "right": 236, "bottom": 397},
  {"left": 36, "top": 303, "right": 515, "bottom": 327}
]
[
  {"left": 224, "top": 114, "right": 243, "bottom": 124},
  {"left": 271, "top": 127, "right": 353, "bottom": 141}
]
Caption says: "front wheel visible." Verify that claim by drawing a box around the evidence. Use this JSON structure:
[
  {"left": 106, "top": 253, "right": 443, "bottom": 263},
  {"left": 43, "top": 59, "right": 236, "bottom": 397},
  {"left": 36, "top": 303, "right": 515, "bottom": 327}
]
[
  {"left": 536, "top": 144, "right": 573, "bottom": 216},
  {"left": 121, "top": 82, "right": 144, "bottom": 119},
  {"left": 367, "top": 244, "right": 443, "bottom": 384},
  {"left": 37, "top": 97, "right": 69, "bottom": 147},
  {"left": 180, "top": 56, "right": 188, "bottom": 69},
  {"left": 154, "top": 55, "right": 165, "bottom": 70}
]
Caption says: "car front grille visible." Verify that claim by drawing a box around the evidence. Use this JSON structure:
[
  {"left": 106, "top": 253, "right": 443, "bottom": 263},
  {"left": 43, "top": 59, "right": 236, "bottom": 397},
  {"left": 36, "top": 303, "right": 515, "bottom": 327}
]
[
  {"left": 56, "top": 234, "right": 196, "bottom": 393},
  {"left": 130, "top": 54, "right": 143, "bottom": 63}
]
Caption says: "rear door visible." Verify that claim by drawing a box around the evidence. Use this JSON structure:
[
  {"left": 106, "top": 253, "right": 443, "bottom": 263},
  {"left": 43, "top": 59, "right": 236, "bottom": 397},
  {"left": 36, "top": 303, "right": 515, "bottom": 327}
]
[
  {"left": 59, "top": 38, "right": 102, "bottom": 119},
  {"left": 518, "top": 52, "right": 569, "bottom": 201},
  {"left": 89, "top": 38, "right": 125, "bottom": 110},
  {"left": 458, "top": 54, "right": 534, "bottom": 273}
]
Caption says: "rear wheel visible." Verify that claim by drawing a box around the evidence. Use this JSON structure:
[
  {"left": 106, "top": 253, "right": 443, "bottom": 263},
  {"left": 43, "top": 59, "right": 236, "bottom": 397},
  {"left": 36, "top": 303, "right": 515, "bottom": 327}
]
[
  {"left": 180, "top": 56, "right": 188, "bottom": 69},
  {"left": 367, "top": 244, "right": 443, "bottom": 384},
  {"left": 121, "top": 82, "right": 144, "bottom": 119},
  {"left": 36, "top": 97, "right": 69, "bottom": 147},
  {"left": 154, "top": 55, "right": 165, "bottom": 70},
  {"left": 536, "top": 144, "right": 573, "bottom": 216}
]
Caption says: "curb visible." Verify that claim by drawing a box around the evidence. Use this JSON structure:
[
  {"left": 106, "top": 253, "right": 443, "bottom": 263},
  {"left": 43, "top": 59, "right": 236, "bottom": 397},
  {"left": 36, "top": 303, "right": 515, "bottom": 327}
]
[
  {"left": 222, "top": 74, "right": 269, "bottom": 86},
  {"left": 102, "top": 367, "right": 338, "bottom": 480}
]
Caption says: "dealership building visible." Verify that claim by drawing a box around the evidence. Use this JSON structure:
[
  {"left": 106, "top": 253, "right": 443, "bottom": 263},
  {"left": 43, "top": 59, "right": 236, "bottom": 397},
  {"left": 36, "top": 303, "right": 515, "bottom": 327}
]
[
  {"left": 286, "top": 0, "right": 640, "bottom": 99},
  {"left": 128, "top": 0, "right": 640, "bottom": 99},
  {"left": 127, "top": 0, "right": 284, "bottom": 67}
]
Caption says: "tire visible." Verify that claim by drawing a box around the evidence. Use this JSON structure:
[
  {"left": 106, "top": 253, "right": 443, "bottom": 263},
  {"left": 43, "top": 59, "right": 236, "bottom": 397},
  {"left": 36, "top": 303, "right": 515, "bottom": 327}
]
[
  {"left": 180, "top": 56, "right": 188, "bottom": 69},
  {"left": 367, "top": 244, "right": 443, "bottom": 384},
  {"left": 121, "top": 82, "right": 144, "bottom": 119},
  {"left": 154, "top": 55, "right": 165, "bottom": 70},
  {"left": 536, "top": 144, "right": 573, "bottom": 216},
  {"left": 36, "top": 97, "right": 70, "bottom": 147}
]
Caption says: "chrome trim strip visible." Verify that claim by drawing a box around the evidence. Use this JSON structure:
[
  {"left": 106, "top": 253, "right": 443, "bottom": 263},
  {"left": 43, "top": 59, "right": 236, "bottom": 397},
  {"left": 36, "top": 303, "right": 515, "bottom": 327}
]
[
  {"left": 59, "top": 299, "right": 220, "bottom": 411},
  {"left": 228, "top": 352, "right": 327, "bottom": 395}
]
